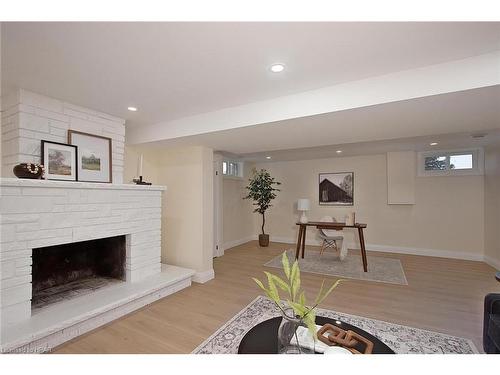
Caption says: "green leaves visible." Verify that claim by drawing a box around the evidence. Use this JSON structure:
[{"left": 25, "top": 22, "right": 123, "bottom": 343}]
[
  {"left": 265, "top": 272, "right": 279, "bottom": 301},
  {"left": 303, "top": 309, "right": 317, "bottom": 340},
  {"left": 252, "top": 277, "right": 279, "bottom": 305},
  {"left": 243, "top": 168, "right": 281, "bottom": 215},
  {"left": 299, "top": 291, "right": 306, "bottom": 306},
  {"left": 288, "top": 299, "right": 317, "bottom": 341},
  {"left": 314, "top": 279, "right": 344, "bottom": 306},
  {"left": 314, "top": 280, "right": 326, "bottom": 305},
  {"left": 287, "top": 300, "right": 307, "bottom": 317},
  {"left": 282, "top": 252, "right": 291, "bottom": 280},
  {"left": 266, "top": 272, "right": 290, "bottom": 296},
  {"left": 252, "top": 251, "right": 345, "bottom": 342},
  {"left": 252, "top": 277, "right": 266, "bottom": 292},
  {"left": 290, "top": 260, "right": 300, "bottom": 301}
]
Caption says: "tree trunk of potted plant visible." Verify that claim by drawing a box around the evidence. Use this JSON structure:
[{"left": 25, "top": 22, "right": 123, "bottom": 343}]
[{"left": 259, "top": 212, "right": 269, "bottom": 247}]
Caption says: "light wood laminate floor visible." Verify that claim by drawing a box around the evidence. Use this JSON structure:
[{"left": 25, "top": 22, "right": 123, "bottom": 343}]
[{"left": 54, "top": 241, "right": 498, "bottom": 353}]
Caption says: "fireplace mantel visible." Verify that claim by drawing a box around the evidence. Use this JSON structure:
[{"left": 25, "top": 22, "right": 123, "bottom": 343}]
[{"left": 0, "top": 178, "right": 166, "bottom": 191}]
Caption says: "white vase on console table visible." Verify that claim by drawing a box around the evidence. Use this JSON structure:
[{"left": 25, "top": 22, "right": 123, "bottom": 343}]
[{"left": 345, "top": 212, "right": 356, "bottom": 226}]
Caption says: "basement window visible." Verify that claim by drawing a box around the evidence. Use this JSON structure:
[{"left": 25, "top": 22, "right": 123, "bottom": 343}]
[
  {"left": 222, "top": 160, "right": 243, "bottom": 178},
  {"left": 417, "top": 149, "right": 484, "bottom": 176}
]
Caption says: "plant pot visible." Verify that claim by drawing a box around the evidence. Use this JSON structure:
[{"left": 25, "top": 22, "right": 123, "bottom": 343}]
[{"left": 259, "top": 234, "right": 269, "bottom": 247}]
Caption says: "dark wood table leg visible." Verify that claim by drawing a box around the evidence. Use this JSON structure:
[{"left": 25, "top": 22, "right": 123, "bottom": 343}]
[
  {"left": 358, "top": 227, "right": 368, "bottom": 272},
  {"left": 301, "top": 226, "right": 307, "bottom": 259},
  {"left": 295, "top": 225, "right": 303, "bottom": 260}
]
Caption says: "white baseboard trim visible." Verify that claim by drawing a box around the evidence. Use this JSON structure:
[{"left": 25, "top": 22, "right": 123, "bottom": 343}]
[
  {"left": 222, "top": 234, "right": 489, "bottom": 264},
  {"left": 222, "top": 236, "right": 255, "bottom": 251},
  {"left": 192, "top": 269, "right": 215, "bottom": 284},
  {"left": 269, "top": 235, "right": 319, "bottom": 247},
  {"left": 484, "top": 255, "right": 500, "bottom": 271},
  {"left": 354, "top": 243, "right": 485, "bottom": 262},
  {"left": 267, "top": 235, "right": 485, "bottom": 262}
]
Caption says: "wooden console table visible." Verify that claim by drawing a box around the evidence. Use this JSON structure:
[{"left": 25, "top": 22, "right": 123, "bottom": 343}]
[{"left": 295, "top": 222, "right": 368, "bottom": 272}]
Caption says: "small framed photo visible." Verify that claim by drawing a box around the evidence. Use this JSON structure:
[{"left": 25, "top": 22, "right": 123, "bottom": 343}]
[
  {"left": 68, "top": 130, "right": 112, "bottom": 183},
  {"left": 41, "top": 140, "right": 78, "bottom": 181},
  {"left": 319, "top": 172, "right": 354, "bottom": 206}
]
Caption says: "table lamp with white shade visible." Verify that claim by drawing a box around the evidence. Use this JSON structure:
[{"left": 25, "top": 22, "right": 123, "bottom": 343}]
[{"left": 297, "top": 198, "right": 310, "bottom": 223}]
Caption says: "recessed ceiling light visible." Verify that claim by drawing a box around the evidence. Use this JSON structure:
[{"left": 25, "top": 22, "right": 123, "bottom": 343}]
[
  {"left": 270, "top": 64, "right": 285, "bottom": 73},
  {"left": 266, "top": 156, "right": 272, "bottom": 160},
  {"left": 127, "top": 106, "right": 138, "bottom": 112},
  {"left": 430, "top": 142, "right": 438, "bottom": 146},
  {"left": 336, "top": 150, "right": 342, "bottom": 154}
]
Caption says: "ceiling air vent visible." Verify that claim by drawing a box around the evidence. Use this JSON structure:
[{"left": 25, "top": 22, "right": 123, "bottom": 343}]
[{"left": 471, "top": 133, "right": 487, "bottom": 139}]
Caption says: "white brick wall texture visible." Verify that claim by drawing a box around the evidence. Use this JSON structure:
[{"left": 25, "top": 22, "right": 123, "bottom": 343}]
[
  {"left": 0, "top": 178, "right": 165, "bottom": 325},
  {"left": 1, "top": 89, "right": 126, "bottom": 183}
]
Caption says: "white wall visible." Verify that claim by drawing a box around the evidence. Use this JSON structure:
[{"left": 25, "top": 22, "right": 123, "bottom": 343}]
[
  {"left": 1, "top": 89, "right": 126, "bottom": 183},
  {"left": 222, "top": 163, "right": 255, "bottom": 250},
  {"left": 124, "top": 146, "right": 160, "bottom": 185},
  {"left": 251, "top": 153, "right": 485, "bottom": 260},
  {"left": 387, "top": 151, "right": 416, "bottom": 204},
  {"left": 484, "top": 145, "right": 500, "bottom": 270},
  {"left": 200, "top": 147, "right": 214, "bottom": 279},
  {"left": 123, "top": 145, "right": 215, "bottom": 282}
]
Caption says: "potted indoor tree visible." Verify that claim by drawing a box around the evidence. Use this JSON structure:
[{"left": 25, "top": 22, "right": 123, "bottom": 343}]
[{"left": 244, "top": 168, "right": 281, "bottom": 247}]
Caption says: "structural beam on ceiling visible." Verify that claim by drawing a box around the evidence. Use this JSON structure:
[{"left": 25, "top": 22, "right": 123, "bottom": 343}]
[{"left": 127, "top": 52, "right": 500, "bottom": 145}]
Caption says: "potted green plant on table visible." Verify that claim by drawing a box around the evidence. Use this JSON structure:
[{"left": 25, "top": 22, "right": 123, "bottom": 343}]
[
  {"left": 253, "top": 252, "right": 343, "bottom": 354},
  {"left": 244, "top": 168, "right": 281, "bottom": 247}
]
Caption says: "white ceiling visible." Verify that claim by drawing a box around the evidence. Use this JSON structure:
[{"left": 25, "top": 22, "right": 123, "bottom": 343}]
[
  {"left": 239, "top": 130, "right": 500, "bottom": 163},
  {"left": 2, "top": 22, "right": 500, "bottom": 129},
  {"left": 140, "top": 85, "right": 500, "bottom": 160}
]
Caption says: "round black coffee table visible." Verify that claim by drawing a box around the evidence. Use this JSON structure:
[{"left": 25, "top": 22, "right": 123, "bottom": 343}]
[{"left": 238, "top": 316, "right": 394, "bottom": 354}]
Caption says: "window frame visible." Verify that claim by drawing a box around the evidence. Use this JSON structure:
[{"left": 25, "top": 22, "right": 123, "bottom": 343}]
[
  {"left": 417, "top": 148, "right": 484, "bottom": 177},
  {"left": 222, "top": 160, "right": 244, "bottom": 179}
]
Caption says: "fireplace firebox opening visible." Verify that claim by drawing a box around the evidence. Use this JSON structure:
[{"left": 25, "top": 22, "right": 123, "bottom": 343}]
[{"left": 31, "top": 235, "right": 126, "bottom": 311}]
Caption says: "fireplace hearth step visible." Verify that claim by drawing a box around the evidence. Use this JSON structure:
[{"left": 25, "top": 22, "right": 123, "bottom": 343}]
[
  {"left": 1, "top": 264, "right": 195, "bottom": 353},
  {"left": 32, "top": 277, "right": 123, "bottom": 313}
]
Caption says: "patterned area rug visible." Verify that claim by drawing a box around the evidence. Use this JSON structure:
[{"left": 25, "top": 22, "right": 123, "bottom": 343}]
[
  {"left": 192, "top": 296, "right": 478, "bottom": 354},
  {"left": 265, "top": 249, "right": 408, "bottom": 285}
]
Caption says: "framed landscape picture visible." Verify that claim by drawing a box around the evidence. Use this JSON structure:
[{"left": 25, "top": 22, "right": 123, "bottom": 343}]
[
  {"left": 319, "top": 172, "right": 354, "bottom": 205},
  {"left": 68, "top": 130, "right": 112, "bottom": 183},
  {"left": 41, "top": 140, "right": 78, "bottom": 181}
]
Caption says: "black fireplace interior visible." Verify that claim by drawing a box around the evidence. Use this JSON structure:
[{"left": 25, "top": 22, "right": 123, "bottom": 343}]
[{"left": 32, "top": 235, "right": 126, "bottom": 310}]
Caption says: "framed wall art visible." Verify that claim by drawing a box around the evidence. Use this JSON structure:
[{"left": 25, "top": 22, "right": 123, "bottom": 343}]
[
  {"left": 68, "top": 130, "right": 112, "bottom": 183},
  {"left": 318, "top": 172, "right": 354, "bottom": 206},
  {"left": 41, "top": 140, "right": 78, "bottom": 181}
]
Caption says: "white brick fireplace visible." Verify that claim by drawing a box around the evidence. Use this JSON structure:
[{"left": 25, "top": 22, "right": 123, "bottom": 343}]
[
  {"left": 0, "top": 89, "right": 195, "bottom": 353},
  {"left": 0, "top": 178, "right": 166, "bottom": 325}
]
